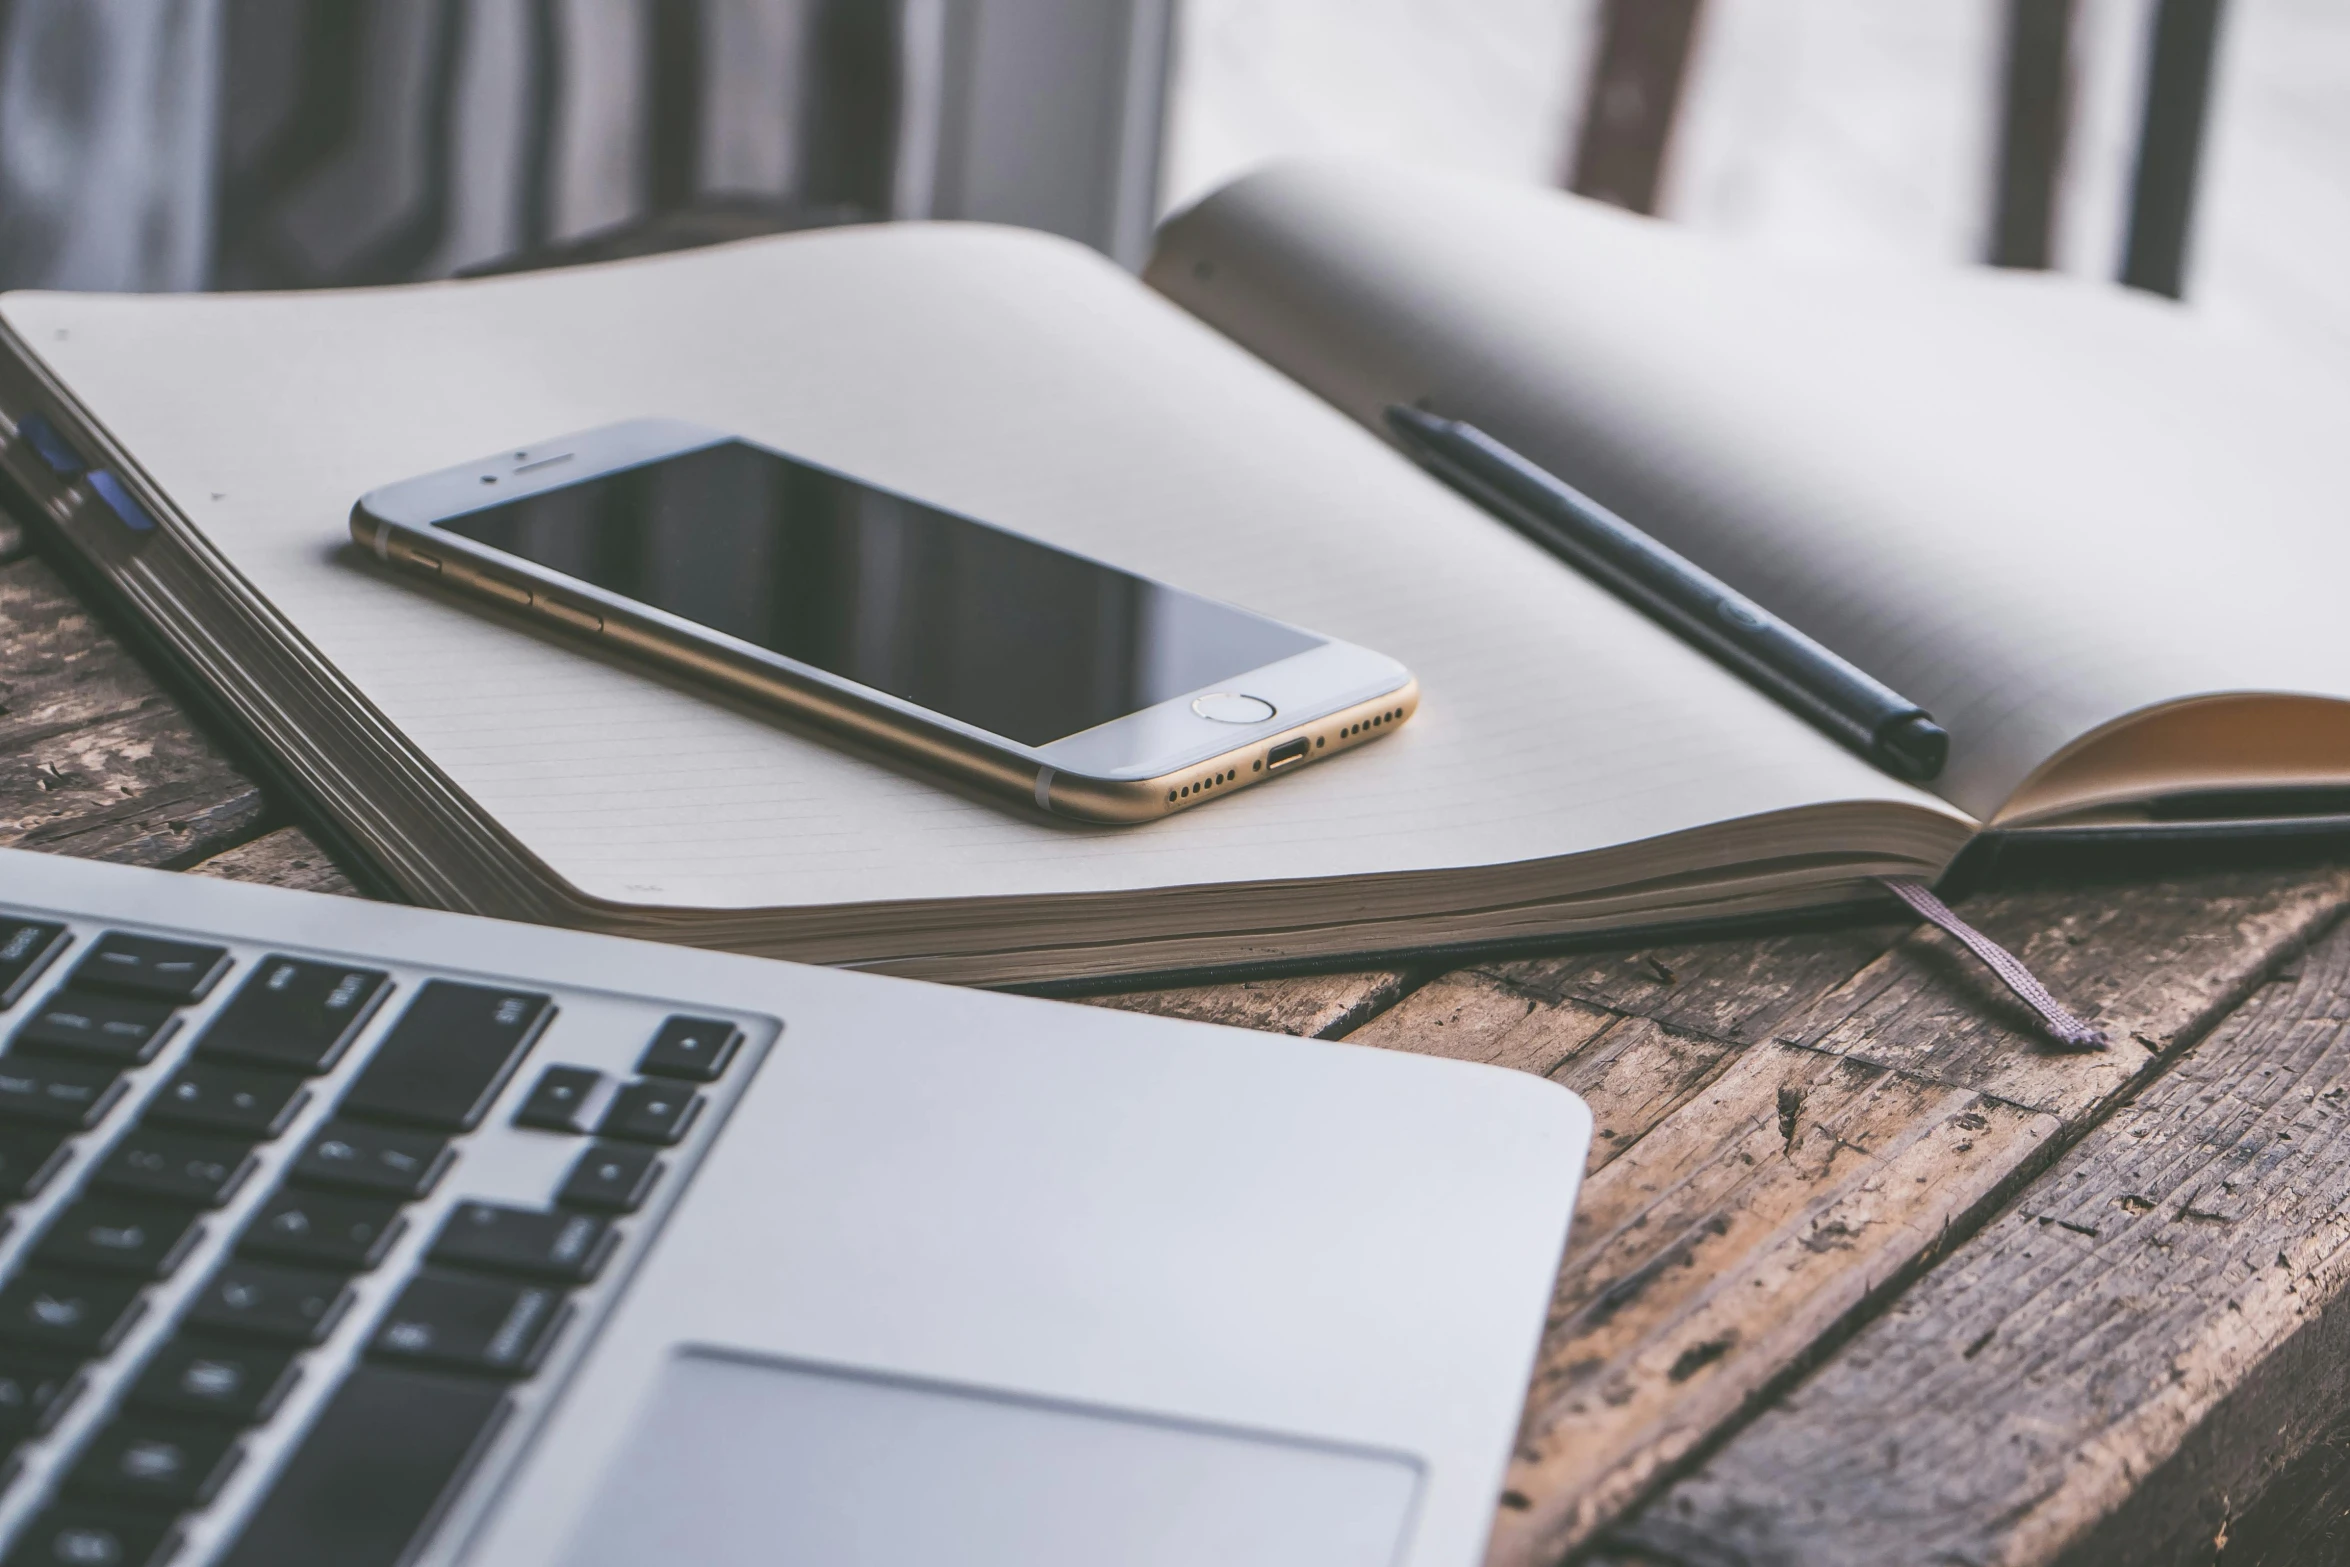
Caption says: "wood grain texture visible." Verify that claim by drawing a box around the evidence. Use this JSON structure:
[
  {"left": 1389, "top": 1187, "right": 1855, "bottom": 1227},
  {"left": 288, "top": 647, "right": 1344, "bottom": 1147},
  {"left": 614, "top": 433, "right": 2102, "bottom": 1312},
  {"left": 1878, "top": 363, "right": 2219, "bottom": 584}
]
[
  {"left": 1465, "top": 919, "right": 1914, "bottom": 1051},
  {"left": 0, "top": 555, "right": 267, "bottom": 866},
  {"left": 1459, "top": 870, "right": 2350, "bottom": 1567},
  {"left": 187, "top": 825, "right": 364, "bottom": 896},
  {"left": 1348, "top": 924, "right": 1913, "bottom": 1172},
  {"left": 2191, "top": 1414, "right": 2350, "bottom": 1565},
  {"left": 1613, "top": 893, "right": 2350, "bottom": 1567},
  {"left": 1081, "top": 969, "right": 1413, "bottom": 1037},
  {"left": 0, "top": 554, "right": 170, "bottom": 741}
]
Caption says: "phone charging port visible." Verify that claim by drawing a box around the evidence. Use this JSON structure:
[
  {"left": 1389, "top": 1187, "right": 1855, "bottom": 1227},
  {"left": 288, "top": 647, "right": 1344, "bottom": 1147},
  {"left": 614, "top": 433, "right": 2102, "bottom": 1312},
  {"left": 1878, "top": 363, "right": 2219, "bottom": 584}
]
[{"left": 1266, "top": 738, "right": 1312, "bottom": 771}]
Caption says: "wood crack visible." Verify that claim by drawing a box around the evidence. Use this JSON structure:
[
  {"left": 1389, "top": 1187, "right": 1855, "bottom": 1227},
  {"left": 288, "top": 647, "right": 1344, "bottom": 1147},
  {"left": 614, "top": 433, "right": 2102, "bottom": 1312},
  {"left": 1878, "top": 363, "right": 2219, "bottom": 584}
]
[
  {"left": 1, "top": 690, "right": 175, "bottom": 753},
  {"left": 1765, "top": 1032, "right": 2062, "bottom": 1118}
]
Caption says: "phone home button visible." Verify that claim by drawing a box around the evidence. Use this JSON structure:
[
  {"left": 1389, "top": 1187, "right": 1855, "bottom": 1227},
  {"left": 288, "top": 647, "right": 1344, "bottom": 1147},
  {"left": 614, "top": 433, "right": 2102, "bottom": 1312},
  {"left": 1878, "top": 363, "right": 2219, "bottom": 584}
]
[{"left": 1191, "top": 693, "right": 1276, "bottom": 724}]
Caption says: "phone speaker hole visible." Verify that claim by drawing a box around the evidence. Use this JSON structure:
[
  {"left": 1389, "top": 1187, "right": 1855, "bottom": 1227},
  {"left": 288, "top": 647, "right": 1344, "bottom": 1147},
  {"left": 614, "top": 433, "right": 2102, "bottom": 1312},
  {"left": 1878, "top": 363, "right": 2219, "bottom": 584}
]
[{"left": 1176, "top": 770, "right": 1240, "bottom": 803}]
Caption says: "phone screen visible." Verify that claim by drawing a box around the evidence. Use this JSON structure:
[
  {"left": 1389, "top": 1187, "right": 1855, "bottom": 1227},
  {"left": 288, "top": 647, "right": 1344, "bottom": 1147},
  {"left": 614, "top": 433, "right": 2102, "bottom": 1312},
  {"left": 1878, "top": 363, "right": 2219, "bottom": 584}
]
[{"left": 435, "top": 440, "right": 1320, "bottom": 746}]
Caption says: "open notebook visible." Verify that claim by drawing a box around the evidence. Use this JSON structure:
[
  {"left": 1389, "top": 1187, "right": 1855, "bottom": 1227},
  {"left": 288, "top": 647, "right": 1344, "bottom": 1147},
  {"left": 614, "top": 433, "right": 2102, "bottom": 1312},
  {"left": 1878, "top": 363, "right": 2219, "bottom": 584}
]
[
  {"left": 0, "top": 158, "right": 2341, "bottom": 985},
  {"left": 1152, "top": 162, "right": 2350, "bottom": 837}
]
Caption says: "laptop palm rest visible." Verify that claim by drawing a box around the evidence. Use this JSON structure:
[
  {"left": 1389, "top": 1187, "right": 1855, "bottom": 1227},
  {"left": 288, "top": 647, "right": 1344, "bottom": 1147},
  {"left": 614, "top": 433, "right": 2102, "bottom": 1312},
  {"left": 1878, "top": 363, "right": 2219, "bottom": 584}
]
[{"left": 553, "top": 1348, "right": 1424, "bottom": 1566}]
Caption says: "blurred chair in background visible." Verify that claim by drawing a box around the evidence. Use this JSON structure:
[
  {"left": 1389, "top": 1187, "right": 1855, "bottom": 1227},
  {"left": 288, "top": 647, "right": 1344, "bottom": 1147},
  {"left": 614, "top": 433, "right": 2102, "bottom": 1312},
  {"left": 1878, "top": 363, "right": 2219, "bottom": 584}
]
[
  {"left": 1563, "top": 0, "right": 1703, "bottom": 218},
  {"left": 1559, "top": 0, "right": 2227, "bottom": 299}
]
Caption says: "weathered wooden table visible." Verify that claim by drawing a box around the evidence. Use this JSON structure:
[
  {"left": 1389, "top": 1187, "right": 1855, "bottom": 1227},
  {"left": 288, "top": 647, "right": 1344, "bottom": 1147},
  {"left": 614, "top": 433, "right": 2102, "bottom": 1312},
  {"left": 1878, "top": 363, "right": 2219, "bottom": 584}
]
[{"left": 8, "top": 513, "right": 2350, "bottom": 1566}]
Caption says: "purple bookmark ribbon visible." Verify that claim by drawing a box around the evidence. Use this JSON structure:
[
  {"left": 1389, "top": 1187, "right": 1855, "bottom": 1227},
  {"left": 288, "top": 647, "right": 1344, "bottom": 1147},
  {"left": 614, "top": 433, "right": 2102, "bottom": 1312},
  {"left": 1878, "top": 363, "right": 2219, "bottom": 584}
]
[{"left": 1876, "top": 877, "right": 2107, "bottom": 1050}]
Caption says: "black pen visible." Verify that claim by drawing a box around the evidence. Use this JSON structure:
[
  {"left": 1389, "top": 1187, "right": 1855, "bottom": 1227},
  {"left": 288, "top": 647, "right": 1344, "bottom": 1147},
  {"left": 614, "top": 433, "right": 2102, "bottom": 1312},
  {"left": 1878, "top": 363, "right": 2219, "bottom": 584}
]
[{"left": 1385, "top": 405, "right": 1949, "bottom": 783}]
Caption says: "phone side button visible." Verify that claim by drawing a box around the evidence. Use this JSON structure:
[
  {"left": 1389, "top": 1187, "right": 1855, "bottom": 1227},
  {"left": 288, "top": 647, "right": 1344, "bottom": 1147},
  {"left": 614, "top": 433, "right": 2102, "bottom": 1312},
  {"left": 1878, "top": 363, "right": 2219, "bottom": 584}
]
[{"left": 538, "top": 598, "right": 602, "bottom": 634}]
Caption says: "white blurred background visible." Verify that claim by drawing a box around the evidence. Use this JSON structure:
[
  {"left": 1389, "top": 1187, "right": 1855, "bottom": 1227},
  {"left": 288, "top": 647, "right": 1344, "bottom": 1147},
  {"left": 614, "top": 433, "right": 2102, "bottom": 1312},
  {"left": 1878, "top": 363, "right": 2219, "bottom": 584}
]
[{"left": 1164, "top": 0, "right": 2350, "bottom": 359}]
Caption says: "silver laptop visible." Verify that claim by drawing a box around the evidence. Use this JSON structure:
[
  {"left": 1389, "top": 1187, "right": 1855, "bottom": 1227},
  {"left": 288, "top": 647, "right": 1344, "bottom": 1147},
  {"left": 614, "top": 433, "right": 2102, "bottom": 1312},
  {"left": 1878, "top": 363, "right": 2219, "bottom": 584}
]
[{"left": 0, "top": 847, "right": 1589, "bottom": 1567}]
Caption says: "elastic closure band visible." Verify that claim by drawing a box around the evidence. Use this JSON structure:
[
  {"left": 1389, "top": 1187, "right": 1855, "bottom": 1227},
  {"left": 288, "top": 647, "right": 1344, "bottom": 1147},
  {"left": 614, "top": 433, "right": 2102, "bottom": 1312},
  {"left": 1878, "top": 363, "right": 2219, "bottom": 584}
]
[{"left": 1876, "top": 877, "right": 2107, "bottom": 1050}]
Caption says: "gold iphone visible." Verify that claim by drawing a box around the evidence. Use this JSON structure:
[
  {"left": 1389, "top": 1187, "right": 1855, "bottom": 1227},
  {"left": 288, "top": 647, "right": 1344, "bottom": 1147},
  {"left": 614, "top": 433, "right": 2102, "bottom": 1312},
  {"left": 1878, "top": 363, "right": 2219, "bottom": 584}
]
[{"left": 351, "top": 419, "right": 1417, "bottom": 823}]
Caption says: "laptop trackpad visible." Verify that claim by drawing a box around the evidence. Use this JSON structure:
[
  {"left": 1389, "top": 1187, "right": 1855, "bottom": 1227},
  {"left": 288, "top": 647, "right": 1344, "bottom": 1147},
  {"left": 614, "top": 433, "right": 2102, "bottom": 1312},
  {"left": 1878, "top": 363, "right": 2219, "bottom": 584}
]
[{"left": 555, "top": 1348, "right": 1423, "bottom": 1567}]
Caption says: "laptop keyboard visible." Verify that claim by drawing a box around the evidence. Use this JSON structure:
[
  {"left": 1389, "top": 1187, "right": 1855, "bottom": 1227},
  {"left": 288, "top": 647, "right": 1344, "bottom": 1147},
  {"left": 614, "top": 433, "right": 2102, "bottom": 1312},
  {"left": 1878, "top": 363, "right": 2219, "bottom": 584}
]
[{"left": 0, "top": 910, "right": 771, "bottom": 1567}]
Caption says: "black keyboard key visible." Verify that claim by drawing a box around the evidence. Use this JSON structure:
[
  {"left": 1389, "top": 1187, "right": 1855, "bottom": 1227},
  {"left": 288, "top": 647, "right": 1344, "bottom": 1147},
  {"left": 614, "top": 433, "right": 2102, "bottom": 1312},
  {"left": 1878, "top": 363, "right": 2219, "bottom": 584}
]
[
  {"left": 4, "top": 1503, "right": 178, "bottom": 1567},
  {"left": 339, "top": 981, "right": 553, "bottom": 1131},
  {"left": 129, "top": 1336, "right": 300, "bottom": 1422},
  {"left": 369, "top": 1272, "right": 567, "bottom": 1377},
  {"left": 239, "top": 1189, "right": 405, "bottom": 1272},
  {"left": 196, "top": 957, "right": 390, "bottom": 1074},
  {"left": 555, "top": 1141, "right": 663, "bottom": 1213},
  {"left": 0, "top": 1126, "right": 70, "bottom": 1201},
  {"left": 512, "top": 1064, "right": 608, "bottom": 1133},
  {"left": 599, "top": 1080, "right": 702, "bottom": 1145},
  {"left": 95, "top": 1128, "right": 257, "bottom": 1208},
  {"left": 638, "top": 1015, "right": 743, "bottom": 1081},
  {"left": 428, "top": 1203, "right": 614, "bottom": 1284},
  {"left": 68, "top": 1412, "right": 242, "bottom": 1507},
  {"left": 0, "top": 1271, "right": 144, "bottom": 1354},
  {"left": 0, "top": 1054, "right": 126, "bottom": 1129},
  {"left": 70, "top": 933, "right": 229, "bottom": 1005},
  {"left": 0, "top": 921, "right": 69, "bottom": 1010},
  {"left": 288, "top": 1120, "right": 452, "bottom": 1199},
  {"left": 34, "top": 1198, "right": 203, "bottom": 1279},
  {"left": 186, "top": 1262, "right": 351, "bottom": 1345},
  {"left": 147, "top": 1060, "right": 309, "bottom": 1138},
  {"left": 0, "top": 1351, "right": 80, "bottom": 1442},
  {"left": 12, "top": 990, "right": 179, "bottom": 1064},
  {"left": 217, "top": 1366, "right": 509, "bottom": 1567}
]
